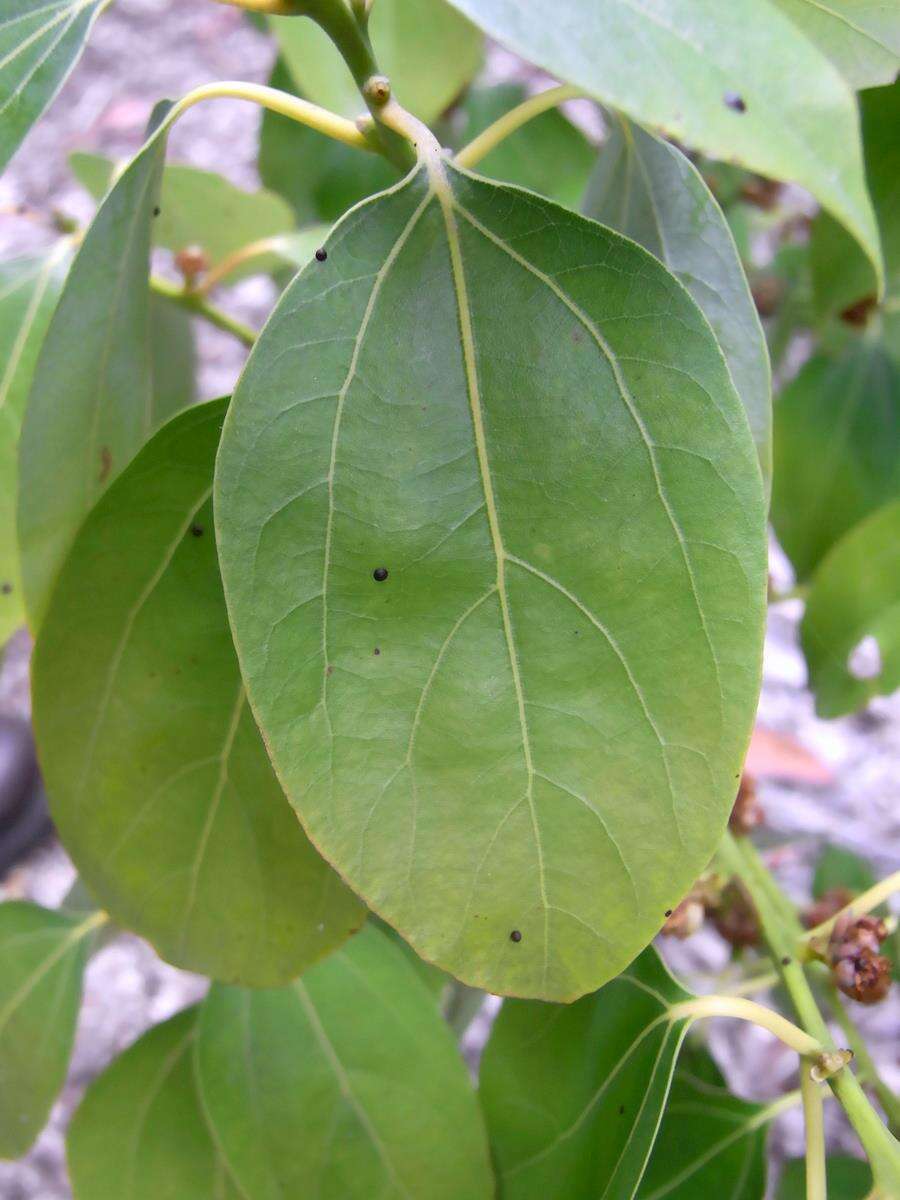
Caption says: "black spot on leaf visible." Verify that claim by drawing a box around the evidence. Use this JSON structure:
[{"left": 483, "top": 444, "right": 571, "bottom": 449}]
[
  {"left": 153, "top": 206, "right": 161, "bottom": 217},
  {"left": 373, "top": 647, "right": 381, "bottom": 655},
  {"left": 373, "top": 567, "right": 388, "bottom": 582},
  {"left": 0, "top": 582, "right": 11, "bottom": 595},
  {"left": 723, "top": 91, "right": 746, "bottom": 113},
  {"left": 315, "top": 248, "right": 327, "bottom": 262},
  {"left": 664, "top": 909, "right": 673, "bottom": 917},
  {"left": 190, "top": 524, "right": 204, "bottom": 537},
  {"left": 510, "top": 929, "right": 522, "bottom": 943}
]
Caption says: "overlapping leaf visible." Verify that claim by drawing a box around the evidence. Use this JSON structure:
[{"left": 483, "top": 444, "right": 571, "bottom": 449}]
[
  {"left": 216, "top": 156, "right": 767, "bottom": 1001},
  {"left": 68, "top": 1007, "right": 242, "bottom": 1200},
  {"left": 778, "top": 1156, "right": 873, "bottom": 1199},
  {"left": 0, "top": 244, "right": 69, "bottom": 644},
  {"left": 771, "top": 0, "right": 900, "bottom": 89},
  {"left": 480, "top": 947, "right": 692, "bottom": 1199},
  {"left": 195, "top": 924, "right": 494, "bottom": 1200},
  {"left": 71, "top": 150, "right": 295, "bottom": 282},
  {"left": 17, "top": 103, "right": 182, "bottom": 629},
  {"left": 801, "top": 498, "right": 900, "bottom": 717},
  {"left": 811, "top": 80, "right": 900, "bottom": 322},
  {"left": 636, "top": 1043, "right": 777, "bottom": 1199},
  {"left": 272, "top": 0, "right": 482, "bottom": 124},
  {"left": 443, "top": 0, "right": 882, "bottom": 284},
  {"left": 584, "top": 113, "right": 771, "bottom": 488},
  {"left": 0, "top": 901, "right": 101, "bottom": 1158},
  {"left": 452, "top": 83, "right": 596, "bottom": 209},
  {"left": 32, "top": 399, "right": 364, "bottom": 985},
  {"left": 0, "top": 0, "right": 109, "bottom": 173},
  {"left": 771, "top": 340, "right": 900, "bottom": 581}
]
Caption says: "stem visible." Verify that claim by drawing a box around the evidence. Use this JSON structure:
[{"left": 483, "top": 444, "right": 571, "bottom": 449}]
[
  {"left": 802, "top": 871, "right": 900, "bottom": 947},
  {"left": 150, "top": 276, "right": 256, "bottom": 347},
  {"left": 825, "top": 981, "right": 900, "bottom": 1136},
  {"left": 724, "top": 969, "right": 781, "bottom": 997},
  {"left": 668, "top": 995, "right": 823, "bottom": 1057},
  {"left": 802, "top": 1063, "right": 827, "bottom": 1200},
  {"left": 721, "top": 833, "right": 900, "bottom": 1193},
  {"left": 170, "top": 81, "right": 375, "bottom": 154},
  {"left": 195, "top": 235, "right": 288, "bottom": 295},
  {"left": 454, "top": 84, "right": 586, "bottom": 168}
]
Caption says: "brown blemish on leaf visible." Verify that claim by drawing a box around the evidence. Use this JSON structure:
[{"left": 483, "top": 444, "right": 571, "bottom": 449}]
[
  {"left": 840, "top": 295, "right": 877, "bottom": 328},
  {"left": 98, "top": 446, "right": 112, "bottom": 483}
]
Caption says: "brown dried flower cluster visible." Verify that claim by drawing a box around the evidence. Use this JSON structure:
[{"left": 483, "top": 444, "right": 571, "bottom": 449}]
[{"left": 826, "top": 914, "right": 892, "bottom": 1005}]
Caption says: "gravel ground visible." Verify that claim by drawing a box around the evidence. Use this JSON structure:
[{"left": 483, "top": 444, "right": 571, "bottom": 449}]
[{"left": 1, "top": 2, "right": 898, "bottom": 1195}]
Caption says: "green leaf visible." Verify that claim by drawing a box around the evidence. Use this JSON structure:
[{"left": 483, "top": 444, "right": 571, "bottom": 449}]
[
  {"left": 0, "top": 901, "right": 99, "bottom": 1159},
  {"left": 777, "top": 1155, "right": 872, "bottom": 1199},
  {"left": 636, "top": 1043, "right": 776, "bottom": 1200},
  {"left": 18, "top": 104, "right": 186, "bottom": 630},
  {"left": 272, "top": 0, "right": 482, "bottom": 124},
  {"left": 0, "top": 0, "right": 109, "bottom": 174},
  {"left": 70, "top": 150, "right": 295, "bottom": 278},
  {"left": 195, "top": 923, "right": 494, "bottom": 1200},
  {"left": 450, "top": 83, "right": 596, "bottom": 209},
  {"left": 801, "top": 498, "right": 900, "bottom": 717},
  {"left": 584, "top": 114, "right": 771, "bottom": 490},
  {"left": 215, "top": 159, "right": 767, "bottom": 1001},
  {"left": 32, "top": 399, "right": 364, "bottom": 985},
  {"left": 771, "top": 340, "right": 900, "bottom": 581},
  {"left": 0, "top": 243, "right": 69, "bottom": 644},
  {"left": 68, "top": 1007, "right": 242, "bottom": 1200},
  {"left": 480, "top": 947, "right": 692, "bottom": 1200},
  {"left": 811, "top": 80, "right": 900, "bottom": 322},
  {"left": 813, "top": 845, "right": 876, "bottom": 898},
  {"left": 443, "top": 0, "right": 882, "bottom": 287},
  {"left": 259, "top": 58, "right": 396, "bottom": 225},
  {"left": 770, "top": 1, "right": 900, "bottom": 88},
  {"left": 149, "top": 292, "right": 195, "bottom": 412}
]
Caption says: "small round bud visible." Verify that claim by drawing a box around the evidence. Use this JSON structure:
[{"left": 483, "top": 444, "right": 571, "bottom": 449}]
[
  {"left": 364, "top": 75, "right": 392, "bottom": 106},
  {"left": 175, "top": 244, "right": 208, "bottom": 283}
]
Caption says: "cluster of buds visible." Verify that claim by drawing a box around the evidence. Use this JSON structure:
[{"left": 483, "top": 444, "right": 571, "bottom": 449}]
[
  {"left": 825, "top": 914, "right": 892, "bottom": 1005},
  {"left": 729, "top": 773, "right": 764, "bottom": 835}
]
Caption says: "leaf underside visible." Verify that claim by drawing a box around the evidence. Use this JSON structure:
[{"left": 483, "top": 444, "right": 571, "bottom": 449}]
[
  {"left": 196, "top": 924, "right": 494, "bottom": 1200},
  {"left": 32, "top": 400, "right": 364, "bottom": 986},
  {"left": 0, "top": 902, "right": 89, "bottom": 1159},
  {"left": 584, "top": 113, "right": 771, "bottom": 491},
  {"left": 216, "top": 161, "right": 766, "bottom": 1001},
  {"left": 443, "top": 0, "right": 882, "bottom": 285},
  {"left": 0, "top": 0, "right": 107, "bottom": 173}
]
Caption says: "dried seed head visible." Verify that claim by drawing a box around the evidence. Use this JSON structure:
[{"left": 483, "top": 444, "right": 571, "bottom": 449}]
[
  {"left": 802, "top": 886, "right": 854, "bottom": 930},
  {"left": 833, "top": 947, "right": 892, "bottom": 1005},
  {"left": 660, "top": 897, "right": 705, "bottom": 940},
  {"left": 729, "top": 773, "right": 764, "bottom": 835},
  {"left": 711, "top": 881, "right": 760, "bottom": 948}
]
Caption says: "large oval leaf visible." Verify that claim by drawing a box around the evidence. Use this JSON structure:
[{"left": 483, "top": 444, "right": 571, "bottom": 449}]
[
  {"left": 0, "top": 244, "right": 69, "bottom": 644},
  {"left": 801, "top": 498, "right": 900, "bottom": 717},
  {"left": 32, "top": 399, "right": 364, "bottom": 985},
  {"left": 271, "top": 0, "right": 482, "bottom": 124},
  {"left": 216, "top": 160, "right": 767, "bottom": 1001},
  {"left": 195, "top": 923, "right": 494, "bottom": 1200},
  {"left": 770, "top": 0, "right": 900, "bottom": 89},
  {"left": 771, "top": 340, "right": 900, "bottom": 581},
  {"left": 68, "top": 1007, "right": 242, "bottom": 1200},
  {"left": 0, "top": 901, "right": 101, "bottom": 1158},
  {"left": 443, "top": 0, "right": 882, "bottom": 286},
  {"left": 17, "top": 103, "right": 185, "bottom": 630},
  {"left": 584, "top": 114, "right": 771, "bottom": 490},
  {"left": 479, "top": 947, "right": 692, "bottom": 1200},
  {"left": 0, "top": 0, "right": 109, "bottom": 173}
]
